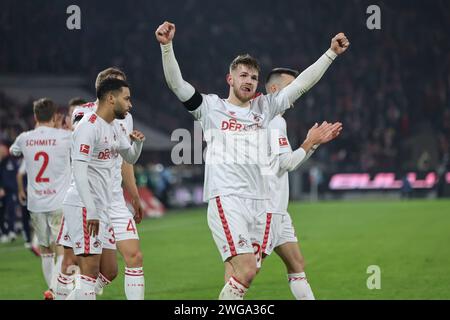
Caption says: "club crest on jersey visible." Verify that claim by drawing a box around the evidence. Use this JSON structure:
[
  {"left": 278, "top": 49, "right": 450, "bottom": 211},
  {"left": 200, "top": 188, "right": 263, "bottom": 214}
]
[
  {"left": 279, "top": 137, "right": 289, "bottom": 147},
  {"left": 251, "top": 112, "right": 263, "bottom": 123},
  {"left": 238, "top": 235, "right": 249, "bottom": 248},
  {"left": 80, "top": 144, "right": 90, "bottom": 154}
]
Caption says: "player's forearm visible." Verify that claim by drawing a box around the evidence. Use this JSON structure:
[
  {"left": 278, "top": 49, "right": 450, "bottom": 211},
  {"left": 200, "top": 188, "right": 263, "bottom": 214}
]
[
  {"left": 16, "top": 173, "right": 25, "bottom": 194},
  {"left": 73, "top": 160, "right": 98, "bottom": 220},
  {"left": 282, "top": 49, "right": 337, "bottom": 105},
  {"left": 121, "top": 162, "right": 140, "bottom": 200},
  {"left": 9, "top": 143, "right": 22, "bottom": 157},
  {"left": 119, "top": 140, "right": 143, "bottom": 165},
  {"left": 160, "top": 42, "right": 196, "bottom": 102},
  {"left": 279, "top": 148, "right": 307, "bottom": 172}
]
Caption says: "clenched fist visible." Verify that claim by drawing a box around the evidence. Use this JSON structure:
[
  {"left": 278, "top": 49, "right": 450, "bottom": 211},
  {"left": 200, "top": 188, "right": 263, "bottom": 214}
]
[
  {"left": 155, "top": 21, "right": 176, "bottom": 45},
  {"left": 330, "top": 33, "right": 350, "bottom": 55},
  {"left": 130, "top": 130, "right": 146, "bottom": 142}
]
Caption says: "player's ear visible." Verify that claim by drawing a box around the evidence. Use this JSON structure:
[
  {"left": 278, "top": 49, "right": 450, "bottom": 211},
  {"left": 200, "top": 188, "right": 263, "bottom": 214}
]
[
  {"left": 107, "top": 92, "right": 115, "bottom": 105},
  {"left": 226, "top": 73, "right": 233, "bottom": 86},
  {"left": 270, "top": 84, "right": 278, "bottom": 94}
]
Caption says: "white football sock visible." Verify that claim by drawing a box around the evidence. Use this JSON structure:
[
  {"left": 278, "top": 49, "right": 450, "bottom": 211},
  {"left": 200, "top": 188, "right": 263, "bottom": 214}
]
[
  {"left": 50, "top": 254, "right": 64, "bottom": 291},
  {"left": 55, "top": 272, "right": 75, "bottom": 300},
  {"left": 65, "top": 274, "right": 80, "bottom": 300},
  {"left": 95, "top": 272, "right": 111, "bottom": 295},
  {"left": 288, "top": 272, "right": 315, "bottom": 300},
  {"left": 76, "top": 275, "right": 96, "bottom": 300},
  {"left": 124, "top": 267, "right": 145, "bottom": 300},
  {"left": 219, "top": 276, "right": 248, "bottom": 300},
  {"left": 41, "top": 253, "right": 55, "bottom": 288}
]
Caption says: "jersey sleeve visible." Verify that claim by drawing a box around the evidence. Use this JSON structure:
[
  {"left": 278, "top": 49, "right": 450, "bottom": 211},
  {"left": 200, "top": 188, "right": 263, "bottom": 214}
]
[
  {"left": 9, "top": 132, "right": 25, "bottom": 156},
  {"left": 18, "top": 160, "right": 26, "bottom": 175},
  {"left": 263, "top": 91, "right": 291, "bottom": 121},
  {"left": 188, "top": 94, "right": 216, "bottom": 122},
  {"left": 126, "top": 113, "right": 134, "bottom": 132},
  {"left": 71, "top": 122, "right": 97, "bottom": 162},
  {"left": 117, "top": 129, "right": 132, "bottom": 151},
  {"left": 269, "top": 117, "right": 292, "bottom": 156}
]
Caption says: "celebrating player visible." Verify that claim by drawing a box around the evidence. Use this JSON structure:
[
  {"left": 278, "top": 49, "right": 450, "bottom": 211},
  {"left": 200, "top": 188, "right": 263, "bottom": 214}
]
[
  {"left": 62, "top": 78, "right": 144, "bottom": 300},
  {"left": 155, "top": 21, "right": 349, "bottom": 299},
  {"left": 56, "top": 68, "right": 146, "bottom": 300},
  {"left": 9, "top": 98, "right": 72, "bottom": 299},
  {"left": 226, "top": 67, "right": 343, "bottom": 299}
]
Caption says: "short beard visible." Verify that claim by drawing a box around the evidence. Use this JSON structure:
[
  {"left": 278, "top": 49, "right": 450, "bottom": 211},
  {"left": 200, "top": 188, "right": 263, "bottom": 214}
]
[
  {"left": 113, "top": 108, "right": 126, "bottom": 120},
  {"left": 233, "top": 86, "right": 252, "bottom": 103}
]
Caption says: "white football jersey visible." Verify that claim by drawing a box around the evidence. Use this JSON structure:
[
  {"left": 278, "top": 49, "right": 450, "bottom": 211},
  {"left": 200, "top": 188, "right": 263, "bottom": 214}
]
[
  {"left": 266, "top": 115, "right": 292, "bottom": 214},
  {"left": 72, "top": 101, "right": 134, "bottom": 209},
  {"left": 190, "top": 92, "right": 290, "bottom": 201},
  {"left": 63, "top": 112, "right": 131, "bottom": 211},
  {"left": 10, "top": 127, "right": 72, "bottom": 212}
]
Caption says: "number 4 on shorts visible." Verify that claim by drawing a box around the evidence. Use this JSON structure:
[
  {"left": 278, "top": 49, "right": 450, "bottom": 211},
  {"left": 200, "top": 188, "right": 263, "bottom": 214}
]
[{"left": 127, "top": 219, "right": 136, "bottom": 234}]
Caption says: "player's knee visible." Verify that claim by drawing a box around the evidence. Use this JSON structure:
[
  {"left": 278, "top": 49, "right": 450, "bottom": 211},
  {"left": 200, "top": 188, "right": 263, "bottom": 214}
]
[
  {"left": 62, "top": 257, "right": 76, "bottom": 273},
  {"left": 101, "top": 268, "right": 118, "bottom": 282},
  {"left": 287, "top": 256, "right": 306, "bottom": 274},
  {"left": 240, "top": 264, "right": 257, "bottom": 284},
  {"left": 125, "top": 250, "right": 143, "bottom": 268}
]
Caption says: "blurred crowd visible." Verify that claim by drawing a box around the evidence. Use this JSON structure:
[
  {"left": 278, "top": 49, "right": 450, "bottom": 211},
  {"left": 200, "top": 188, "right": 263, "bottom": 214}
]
[{"left": 1, "top": 0, "right": 449, "bottom": 174}]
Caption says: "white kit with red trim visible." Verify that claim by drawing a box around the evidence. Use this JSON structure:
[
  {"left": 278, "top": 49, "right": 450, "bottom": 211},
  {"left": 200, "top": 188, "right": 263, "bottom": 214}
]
[{"left": 10, "top": 127, "right": 72, "bottom": 213}]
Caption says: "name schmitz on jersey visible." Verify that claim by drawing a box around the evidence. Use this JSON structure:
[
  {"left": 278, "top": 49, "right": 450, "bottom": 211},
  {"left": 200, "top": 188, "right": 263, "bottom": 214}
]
[{"left": 10, "top": 126, "right": 72, "bottom": 212}]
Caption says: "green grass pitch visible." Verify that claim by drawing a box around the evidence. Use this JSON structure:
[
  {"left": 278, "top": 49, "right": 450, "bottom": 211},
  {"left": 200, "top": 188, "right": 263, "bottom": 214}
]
[{"left": 1, "top": 199, "right": 449, "bottom": 300}]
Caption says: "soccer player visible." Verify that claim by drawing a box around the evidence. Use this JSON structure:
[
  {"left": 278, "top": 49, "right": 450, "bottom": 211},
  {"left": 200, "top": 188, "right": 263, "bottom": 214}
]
[
  {"left": 57, "top": 68, "right": 146, "bottom": 300},
  {"left": 9, "top": 98, "right": 72, "bottom": 299},
  {"left": 62, "top": 78, "right": 144, "bottom": 300},
  {"left": 155, "top": 21, "right": 349, "bottom": 299},
  {"left": 226, "top": 68, "right": 343, "bottom": 299},
  {"left": 65, "top": 98, "right": 87, "bottom": 131}
]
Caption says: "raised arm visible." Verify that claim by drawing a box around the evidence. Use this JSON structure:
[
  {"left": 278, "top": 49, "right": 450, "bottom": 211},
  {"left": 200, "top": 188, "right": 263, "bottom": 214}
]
[
  {"left": 156, "top": 21, "right": 196, "bottom": 103},
  {"left": 280, "top": 33, "right": 350, "bottom": 106},
  {"left": 118, "top": 130, "right": 145, "bottom": 165},
  {"left": 279, "top": 122, "right": 343, "bottom": 172}
]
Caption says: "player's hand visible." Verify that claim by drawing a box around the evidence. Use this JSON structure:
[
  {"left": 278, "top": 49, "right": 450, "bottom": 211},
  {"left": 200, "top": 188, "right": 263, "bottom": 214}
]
[
  {"left": 322, "top": 122, "right": 343, "bottom": 143},
  {"left": 306, "top": 121, "right": 342, "bottom": 145},
  {"left": 87, "top": 219, "right": 99, "bottom": 237},
  {"left": 18, "top": 190, "right": 27, "bottom": 205},
  {"left": 132, "top": 197, "right": 143, "bottom": 224},
  {"left": 0, "top": 188, "right": 5, "bottom": 198},
  {"left": 330, "top": 33, "right": 350, "bottom": 55},
  {"left": 130, "top": 130, "right": 146, "bottom": 142},
  {"left": 155, "top": 21, "right": 176, "bottom": 45}
]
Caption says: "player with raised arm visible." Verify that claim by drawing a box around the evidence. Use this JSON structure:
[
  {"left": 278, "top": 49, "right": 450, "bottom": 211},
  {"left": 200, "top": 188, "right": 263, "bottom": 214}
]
[
  {"left": 9, "top": 98, "right": 72, "bottom": 299},
  {"left": 62, "top": 78, "right": 144, "bottom": 300},
  {"left": 155, "top": 21, "right": 349, "bottom": 299},
  {"left": 56, "top": 69, "right": 146, "bottom": 300},
  {"left": 226, "top": 67, "right": 343, "bottom": 299}
]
